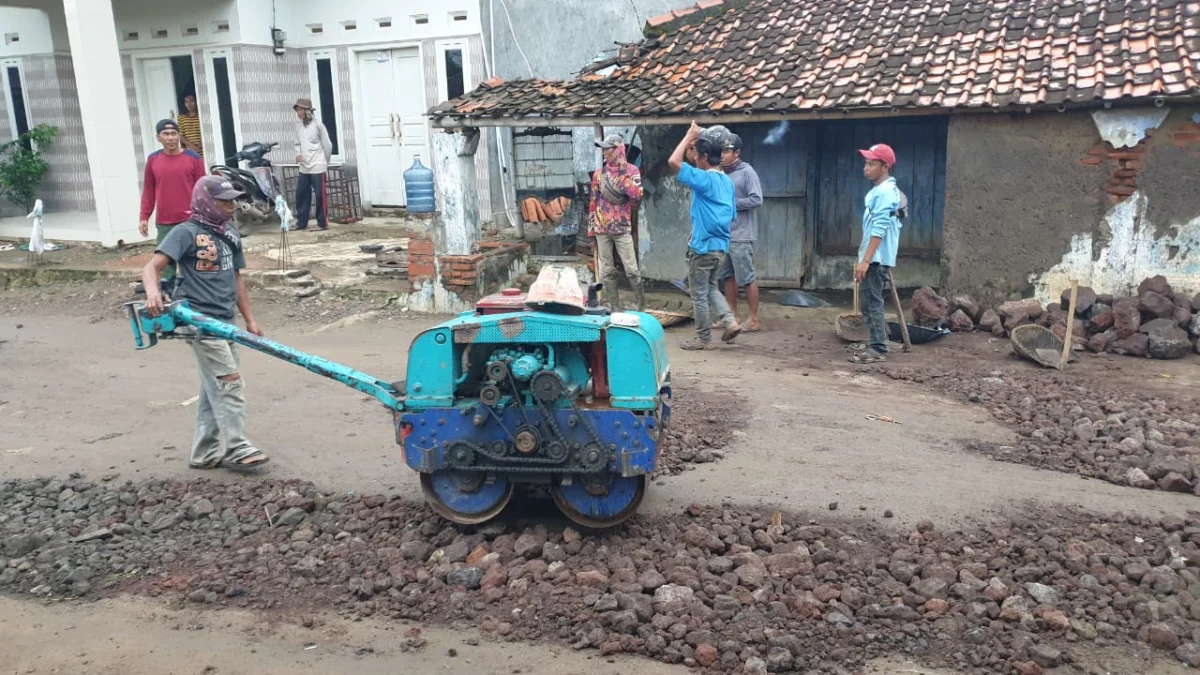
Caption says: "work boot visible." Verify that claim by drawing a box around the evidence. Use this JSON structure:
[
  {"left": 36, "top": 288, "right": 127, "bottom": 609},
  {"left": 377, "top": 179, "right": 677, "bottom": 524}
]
[
  {"left": 607, "top": 285, "right": 622, "bottom": 311},
  {"left": 632, "top": 279, "right": 646, "bottom": 312}
]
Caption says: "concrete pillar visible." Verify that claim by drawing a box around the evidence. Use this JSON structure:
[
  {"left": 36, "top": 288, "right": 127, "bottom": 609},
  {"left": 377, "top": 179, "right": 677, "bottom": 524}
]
[
  {"left": 431, "top": 129, "right": 481, "bottom": 256},
  {"left": 62, "top": 0, "right": 142, "bottom": 247}
]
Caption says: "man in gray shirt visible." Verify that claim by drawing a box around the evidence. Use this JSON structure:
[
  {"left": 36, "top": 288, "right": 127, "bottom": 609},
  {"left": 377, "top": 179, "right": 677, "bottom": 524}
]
[
  {"left": 719, "top": 134, "right": 763, "bottom": 331},
  {"left": 142, "top": 175, "right": 269, "bottom": 473}
]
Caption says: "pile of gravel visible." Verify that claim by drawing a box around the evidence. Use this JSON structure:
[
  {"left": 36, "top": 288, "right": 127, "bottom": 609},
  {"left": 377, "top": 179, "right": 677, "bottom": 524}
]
[{"left": 5, "top": 475, "right": 1200, "bottom": 674}]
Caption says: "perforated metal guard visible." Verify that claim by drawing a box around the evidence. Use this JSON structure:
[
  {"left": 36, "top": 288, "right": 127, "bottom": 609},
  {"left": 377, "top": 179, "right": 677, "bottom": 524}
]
[{"left": 454, "top": 319, "right": 601, "bottom": 344}]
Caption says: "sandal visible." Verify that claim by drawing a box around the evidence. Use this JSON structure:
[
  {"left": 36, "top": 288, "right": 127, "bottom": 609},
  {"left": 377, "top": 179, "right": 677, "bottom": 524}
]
[
  {"left": 189, "top": 458, "right": 222, "bottom": 470},
  {"left": 220, "top": 451, "right": 271, "bottom": 472},
  {"left": 721, "top": 322, "right": 743, "bottom": 343}
]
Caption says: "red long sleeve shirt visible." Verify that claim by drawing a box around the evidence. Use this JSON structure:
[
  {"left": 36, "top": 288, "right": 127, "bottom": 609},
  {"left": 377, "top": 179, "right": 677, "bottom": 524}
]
[{"left": 140, "top": 149, "right": 207, "bottom": 224}]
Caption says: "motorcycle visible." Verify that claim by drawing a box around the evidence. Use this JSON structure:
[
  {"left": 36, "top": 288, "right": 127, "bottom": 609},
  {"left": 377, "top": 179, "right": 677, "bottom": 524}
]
[{"left": 210, "top": 142, "right": 293, "bottom": 234}]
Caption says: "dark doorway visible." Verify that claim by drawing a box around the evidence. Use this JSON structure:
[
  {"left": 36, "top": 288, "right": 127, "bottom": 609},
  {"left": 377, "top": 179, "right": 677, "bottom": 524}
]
[
  {"left": 211, "top": 56, "right": 238, "bottom": 167},
  {"left": 313, "top": 57, "right": 339, "bottom": 156},
  {"left": 169, "top": 55, "right": 195, "bottom": 111}
]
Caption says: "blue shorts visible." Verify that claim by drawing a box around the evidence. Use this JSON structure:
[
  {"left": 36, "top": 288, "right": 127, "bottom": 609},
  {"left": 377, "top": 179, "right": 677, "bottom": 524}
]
[{"left": 718, "top": 242, "right": 756, "bottom": 286}]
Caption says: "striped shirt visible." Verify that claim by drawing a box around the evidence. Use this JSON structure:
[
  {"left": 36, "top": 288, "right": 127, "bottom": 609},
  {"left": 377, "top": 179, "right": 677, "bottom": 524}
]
[{"left": 177, "top": 114, "right": 204, "bottom": 159}]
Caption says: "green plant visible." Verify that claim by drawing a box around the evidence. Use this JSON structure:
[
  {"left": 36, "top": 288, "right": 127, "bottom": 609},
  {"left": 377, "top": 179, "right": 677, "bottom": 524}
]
[{"left": 0, "top": 124, "right": 59, "bottom": 211}]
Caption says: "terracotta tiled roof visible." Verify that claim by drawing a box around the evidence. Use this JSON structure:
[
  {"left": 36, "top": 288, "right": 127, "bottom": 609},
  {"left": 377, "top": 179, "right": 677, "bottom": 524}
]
[{"left": 430, "top": 0, "right": 1200, "bottom": 122}]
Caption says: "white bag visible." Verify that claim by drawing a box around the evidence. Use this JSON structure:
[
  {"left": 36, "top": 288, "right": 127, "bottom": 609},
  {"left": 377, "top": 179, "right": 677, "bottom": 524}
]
[{"left": 27, "top": 199, "right": 44, "bottom": 256}]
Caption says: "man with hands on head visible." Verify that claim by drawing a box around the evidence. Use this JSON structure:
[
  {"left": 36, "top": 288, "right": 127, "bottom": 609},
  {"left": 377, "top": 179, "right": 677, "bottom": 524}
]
[{"left": 666, "top": 121, "right": 742, "bottom": 351}]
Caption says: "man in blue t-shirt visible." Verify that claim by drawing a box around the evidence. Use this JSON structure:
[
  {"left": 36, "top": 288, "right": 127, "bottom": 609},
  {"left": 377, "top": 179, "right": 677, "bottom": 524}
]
[
  {"left": 667, "top": 122, "right": 743, "bottom": 350},
  {"left": 850, "top": 143, "right": 906, "bottom": 364}
]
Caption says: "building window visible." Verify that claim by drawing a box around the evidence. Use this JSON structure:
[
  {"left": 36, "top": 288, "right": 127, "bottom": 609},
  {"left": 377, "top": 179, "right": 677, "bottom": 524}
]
[
  {"left": 182, "top": 25, "right": 199, "bottom": 37},
  {"left": 436, "top": 40, "right": 472, "bottom": 103},
  {"left": 444, "top": 49, "right": 464, "bottom": 100},
  {"left": 4, "top": 33, "right": 19, "bottom": 46},
  {"left": 450, "top": 11, "right": 468, "bottom": 22},
  {"left": 124, "top": 31, "right": 140, "bottom": 42},
  {"left": 307, "top": 50, "right": 342, "bottom": 161},
  {"left": 342, "top": 21, "right": 357, "bottom": 31},
  {"left": 308, "top": 24, "right": 324, "bottom": 35},
  {"left": 377, "top": 17, "right": 393, "bottom": 28},
  {"left": 513, "top": 128, "right": 575, "bottom": 198},
  {"left": 152, "top": 28, "right": 168, "bottom": 39},
  {"left": 412, "top": 15, "right": 429, "bottom": 26},
  {"left": 213, "top": 20, "right": 230, "bottom": 34},
  {"left": 4, "top": 64, "right": 31, "bottom": 150}
]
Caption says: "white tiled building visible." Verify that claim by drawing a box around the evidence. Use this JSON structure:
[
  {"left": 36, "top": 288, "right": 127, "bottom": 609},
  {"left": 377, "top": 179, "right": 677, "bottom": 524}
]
[{"left": 0, "top": 0, "right": 489, "bottom": 245}]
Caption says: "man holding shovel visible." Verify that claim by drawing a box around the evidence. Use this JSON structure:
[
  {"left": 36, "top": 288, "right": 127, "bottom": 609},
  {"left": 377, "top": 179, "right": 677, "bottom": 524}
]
[{"left": 850, "top": 143, "right": 905, "bottom": 364}]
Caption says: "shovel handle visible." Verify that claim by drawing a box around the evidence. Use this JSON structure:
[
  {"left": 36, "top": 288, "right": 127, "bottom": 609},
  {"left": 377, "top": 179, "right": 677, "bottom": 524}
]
[
  {"left": 887, "top": 269, "right": 912, "bottom": 353},
  {"left": 852, "top": 279, "right": 860, "bottom": 317}
]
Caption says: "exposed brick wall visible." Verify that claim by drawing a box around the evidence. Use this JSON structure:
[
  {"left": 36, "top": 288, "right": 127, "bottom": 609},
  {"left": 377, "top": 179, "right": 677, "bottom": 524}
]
[
  {"left": 439, "top": 253, "right": 486, "bottom": 296},
  {"left": 1172, "top": 119, "right": 1200, "bottom": 147},
  {"left": 405, "top": 237, "right": 529, "bottom": 301},
  {"left": 408, "top": 238, "right": 436, "bottom": 279},
  {"left": 1079, "top": 115, "right": 1200, "bottom": 206},
  {"left": 1080, "top": 138, "right": 1149, "bottom": 204}
]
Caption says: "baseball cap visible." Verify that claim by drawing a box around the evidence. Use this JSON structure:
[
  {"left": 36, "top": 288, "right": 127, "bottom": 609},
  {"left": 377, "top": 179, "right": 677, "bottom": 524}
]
[
  {"left": 200, "top": 175, "right": 244, "bottom": 200},
  {"left": 156, "top": 119, "right": 179, "bottom": 134},
  {"left": 595, "top": 133, "right": 624, "bottom": 149},
  {"left": 722, "top": 133, "right": 743, "bottom": 151},
  {"left": 858, "top": 143, "right": 896, "bottom": 168}
]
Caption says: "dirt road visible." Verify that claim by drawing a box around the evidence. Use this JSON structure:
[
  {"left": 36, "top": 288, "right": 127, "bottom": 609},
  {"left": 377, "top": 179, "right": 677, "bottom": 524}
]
[
  {"left": 2, "top": 288, "right": 1192, "bottom": 528},
  {"left": 3, "top": 280, "right": 1200, "bottom": 675}
]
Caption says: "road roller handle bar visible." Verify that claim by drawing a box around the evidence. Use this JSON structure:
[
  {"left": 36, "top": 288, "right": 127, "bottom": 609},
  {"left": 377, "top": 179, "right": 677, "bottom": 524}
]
[{"left": 123, "top": 300, "right": 405, "bottom": 412}]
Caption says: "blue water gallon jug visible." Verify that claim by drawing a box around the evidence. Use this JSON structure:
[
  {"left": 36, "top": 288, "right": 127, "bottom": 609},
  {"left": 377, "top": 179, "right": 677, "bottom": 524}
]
[{"left": 403, "top": 155, "right": 436, "bottom": 213}]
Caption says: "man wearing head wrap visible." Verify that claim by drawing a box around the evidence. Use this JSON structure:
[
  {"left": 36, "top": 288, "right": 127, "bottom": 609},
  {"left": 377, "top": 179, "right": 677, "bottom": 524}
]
[
  {"left": 589, "top": 133, "right": 645, "bottom": 311},
  {"left": 142, "top": 176, "right": 270, "bottom": 472}
]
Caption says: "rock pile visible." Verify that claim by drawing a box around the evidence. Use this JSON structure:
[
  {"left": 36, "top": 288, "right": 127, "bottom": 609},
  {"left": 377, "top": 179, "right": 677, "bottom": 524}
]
[
  {"left": 883, "top": 367, "right": 1200, "bottom": 495},
  {"left": 652, "top": 382, "right": 745, "bottom": 478},
  {"left": 911, "top": 277, "right": 1200, "bottom": 360},
  {"left": 6, "top": 476, "right": 1200, "bottom": 674}
]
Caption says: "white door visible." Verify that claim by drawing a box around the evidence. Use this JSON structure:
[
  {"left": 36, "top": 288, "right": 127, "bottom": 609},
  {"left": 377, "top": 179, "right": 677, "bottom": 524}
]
[
  {"left": 141, "top": 58, "right": 178, "bottom": 151},
  {"left": 394, "top": 51, "right": 428, "bottom": 197},
  {"left": 358, "top": 48, "right": 426, "bottom": 207}
]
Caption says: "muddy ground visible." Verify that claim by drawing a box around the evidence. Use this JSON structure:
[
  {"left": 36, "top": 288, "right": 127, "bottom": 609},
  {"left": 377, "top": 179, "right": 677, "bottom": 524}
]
[{"left": 2, "top": 279, "right": 1199, "bottom": 674}]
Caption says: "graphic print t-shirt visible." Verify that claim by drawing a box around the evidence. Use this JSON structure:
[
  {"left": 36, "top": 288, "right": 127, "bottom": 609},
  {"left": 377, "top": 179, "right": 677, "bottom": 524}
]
[{"left": 156, "top": 220, "right": 246, "bottom": 322}]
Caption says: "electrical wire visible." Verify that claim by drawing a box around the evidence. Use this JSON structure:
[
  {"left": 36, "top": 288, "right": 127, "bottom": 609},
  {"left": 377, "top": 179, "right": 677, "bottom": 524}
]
[{"left": 497, "top": 0, "right": 534, "bottom": 78}]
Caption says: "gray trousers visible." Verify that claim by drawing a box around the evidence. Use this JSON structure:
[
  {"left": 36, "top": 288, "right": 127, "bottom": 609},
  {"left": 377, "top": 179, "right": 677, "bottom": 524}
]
[
  {"left": 859, "top": 263, "right": 890, "bottom": 354},
  {"left": 687, "top": 249, "right": 734, "bottom": 342},
  {"left": 188, "top": 336, "right": 258, "bottom": 466}
]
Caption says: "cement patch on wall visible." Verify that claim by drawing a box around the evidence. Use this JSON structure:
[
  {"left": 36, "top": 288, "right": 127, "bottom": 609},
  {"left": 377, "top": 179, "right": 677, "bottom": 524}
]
[{"left": 1032, "top": 190, "right": 1200, "bottom": 305}]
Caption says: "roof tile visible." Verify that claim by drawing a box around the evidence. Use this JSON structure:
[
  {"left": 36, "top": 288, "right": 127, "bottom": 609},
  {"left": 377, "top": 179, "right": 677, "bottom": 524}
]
[{"left": 430, "top": 0, "right": 1200, "bottom": 121}]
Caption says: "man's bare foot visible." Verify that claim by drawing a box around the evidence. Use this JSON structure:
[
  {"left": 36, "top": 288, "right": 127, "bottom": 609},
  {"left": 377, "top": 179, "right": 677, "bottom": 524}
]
[{"left": 744, "top": 319, "right": 762, "bottom": 332}]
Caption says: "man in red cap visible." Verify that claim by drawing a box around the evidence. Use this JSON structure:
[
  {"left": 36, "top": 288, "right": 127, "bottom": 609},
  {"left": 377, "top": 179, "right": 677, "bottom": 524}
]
[{"left": 850, "top": 143, "right": 906, "bottom": 364}]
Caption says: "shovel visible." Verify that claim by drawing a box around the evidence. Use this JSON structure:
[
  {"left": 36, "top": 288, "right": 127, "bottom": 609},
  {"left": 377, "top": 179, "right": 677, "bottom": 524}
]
[
  {"left": 887, "top": 269, "right": 913, "bottom": 353},
  {"left": 835, "top": 279, "right": 868, "bottom": 342}
]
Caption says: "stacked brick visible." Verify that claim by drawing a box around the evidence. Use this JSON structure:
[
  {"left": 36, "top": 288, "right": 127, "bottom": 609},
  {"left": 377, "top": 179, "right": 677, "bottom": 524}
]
[{"left": 408, "top": 239, "right": 436, "bottom": 279}]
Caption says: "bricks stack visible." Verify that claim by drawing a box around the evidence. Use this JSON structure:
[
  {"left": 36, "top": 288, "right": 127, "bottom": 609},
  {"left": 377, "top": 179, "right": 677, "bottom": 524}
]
[
  {"left": 408, "top": 238, "right": 435, "bottom": 279},
  {"left": 439, "top": 254, "right": 485, "bottom": 297}
]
